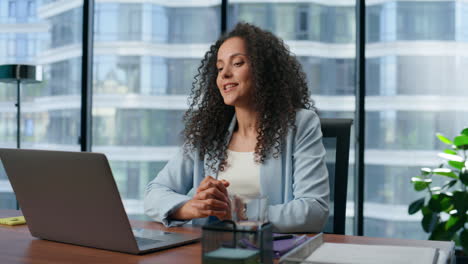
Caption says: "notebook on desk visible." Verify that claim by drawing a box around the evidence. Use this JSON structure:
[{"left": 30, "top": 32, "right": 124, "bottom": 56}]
[{"left": 0, "top": 148, "right": 200, "bottom": 255}]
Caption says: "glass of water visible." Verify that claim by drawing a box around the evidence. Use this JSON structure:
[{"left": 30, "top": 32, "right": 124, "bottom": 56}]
[{"left": 229, "top": 194, "right": 268, "bottom": 230}]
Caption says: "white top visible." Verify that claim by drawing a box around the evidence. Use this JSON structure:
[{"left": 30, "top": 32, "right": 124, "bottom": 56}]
[{"left": 217, "top": 149, "right": 261, "bottom": 196}]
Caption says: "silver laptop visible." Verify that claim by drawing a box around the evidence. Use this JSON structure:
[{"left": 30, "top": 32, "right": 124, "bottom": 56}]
[{"left": 0, "top": 148, "right": 200, "bottom": 254}]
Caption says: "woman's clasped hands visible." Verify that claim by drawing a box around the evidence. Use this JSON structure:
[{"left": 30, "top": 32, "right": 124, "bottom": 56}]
[{"left": 170, "top": 176, "right": 231, "bottom": 220}]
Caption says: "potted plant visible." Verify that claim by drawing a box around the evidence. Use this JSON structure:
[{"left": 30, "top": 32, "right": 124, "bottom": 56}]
[{"left": 408, "top": 128, "right": 468, "bottom": 261}]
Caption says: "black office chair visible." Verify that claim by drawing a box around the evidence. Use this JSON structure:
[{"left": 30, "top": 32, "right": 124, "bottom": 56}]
[{"left": 320, "top": 118, "right": 353, "bottom": 235}]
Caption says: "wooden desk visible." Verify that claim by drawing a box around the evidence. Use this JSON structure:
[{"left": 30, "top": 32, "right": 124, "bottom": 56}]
[{"left": 0, "top": 210, "right": 455, "bottom": 264}]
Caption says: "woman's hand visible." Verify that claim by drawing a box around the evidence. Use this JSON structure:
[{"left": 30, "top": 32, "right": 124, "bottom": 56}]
[{"left": 170, "top": 176, "right": 231, "bottom": 220}]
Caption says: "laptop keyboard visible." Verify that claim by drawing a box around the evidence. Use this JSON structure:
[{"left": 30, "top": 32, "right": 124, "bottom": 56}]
[{"left": 135, "top": 236, "right": 163, "bottom": 246}]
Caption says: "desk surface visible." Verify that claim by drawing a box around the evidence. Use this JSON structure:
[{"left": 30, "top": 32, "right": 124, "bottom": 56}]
[{"left": 0, "top": 210, "right": 455, "bottom": 264}]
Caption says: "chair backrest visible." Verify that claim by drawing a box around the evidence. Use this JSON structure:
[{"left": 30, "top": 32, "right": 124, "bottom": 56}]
[{"left": 320, "top": 118, "right": 353, "bottom": 235}]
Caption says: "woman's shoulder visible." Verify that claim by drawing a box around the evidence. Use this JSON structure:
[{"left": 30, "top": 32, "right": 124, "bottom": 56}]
[
  {"left": 294, "top": 108, "right": 320, "bottom": 127},
  {"left": 291, "top": 108, "right": 322, "bottom": 142}
]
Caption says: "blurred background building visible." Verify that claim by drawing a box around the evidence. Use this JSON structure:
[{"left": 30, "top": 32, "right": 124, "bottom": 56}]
[{"left": 1, "top": 0, "right": 467, "bottom": 239}]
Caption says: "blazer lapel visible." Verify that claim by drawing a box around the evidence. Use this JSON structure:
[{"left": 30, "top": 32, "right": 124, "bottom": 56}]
[{"left": 260, "top": 150, "right": 284, "bottom": 205}]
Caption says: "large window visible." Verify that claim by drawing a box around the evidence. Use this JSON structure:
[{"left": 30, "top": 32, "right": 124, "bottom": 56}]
[
  {"left": 0, "top": 0, "right": 83, "bottom": 209},
  {"left": 364, "top": 1, "right": 468, "bottom": 239},
  {"left": 91, "top": 1, "right": 221, "bottom": 217}
]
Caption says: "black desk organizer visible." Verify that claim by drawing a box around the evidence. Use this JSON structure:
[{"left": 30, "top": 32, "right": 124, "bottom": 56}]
[{"left": 202, "top": 220, "right": 273, "bottom": 264}]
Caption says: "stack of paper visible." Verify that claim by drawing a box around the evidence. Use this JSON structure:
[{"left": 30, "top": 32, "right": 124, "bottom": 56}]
[
  {"left": 280, "top": 233, "right": 442, "bottom": 264},
  {"left": 305, "top": 242, "right": 439, "bottom": 264}
]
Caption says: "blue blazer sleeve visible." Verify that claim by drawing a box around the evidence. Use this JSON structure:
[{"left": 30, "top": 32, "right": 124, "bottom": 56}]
[
  {"left": 267, "top": 110, "right": 330, "bottom": 233},
  {"left": 143, "top": 148, "right": 194, "bottom": 227}
]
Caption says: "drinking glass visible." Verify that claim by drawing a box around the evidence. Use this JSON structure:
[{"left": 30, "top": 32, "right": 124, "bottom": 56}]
[{"left": 229, "top": 194, "right": 268, "bottom": 230}]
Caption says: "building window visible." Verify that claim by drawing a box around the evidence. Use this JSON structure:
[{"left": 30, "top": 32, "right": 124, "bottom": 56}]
[
  {"left": 296, "top": 6, "right": 309, "bottom": 40},
  {"left": 7, "top": 40, "right": 15, "bottom": 56},
  {"left": 127, "top": 166, "right": 140, "bottom": 199},
  {"left": 28, "top": 1, "right": 36, "bottom": 17},
  {"left": 8, "top": 1, "right": 16, "bottom": 18}
]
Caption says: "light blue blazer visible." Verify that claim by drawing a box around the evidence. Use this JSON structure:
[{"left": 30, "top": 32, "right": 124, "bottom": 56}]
[{"left": 144, "top": 109, "right": 329, "bottom": 233}]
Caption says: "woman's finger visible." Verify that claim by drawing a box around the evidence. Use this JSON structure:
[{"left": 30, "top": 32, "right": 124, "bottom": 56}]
[
  {"left": 197, "top": 177, "right": 228, "bottom": 196},
  {"left": 196, "top": 176, "right": 215, "bottom": 193},
  {"left": 194, "top": 187, "right": 229, "bottom": 203},
  {"left": 189, "top": 199, "right": 229, "bottom": 219},
  {"left": 220, "top": 179, "right": 230, "bottom": 187},
  {"left": 193, "top": 198, "right": 228, "bottom": 210}
]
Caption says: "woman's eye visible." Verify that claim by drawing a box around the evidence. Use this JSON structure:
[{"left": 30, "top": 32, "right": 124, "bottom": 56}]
[
  {"left": 233, "top": 61, "right": 244, "bottom": 67},
  {"left": 217, "top": 67, "right": 223, "bottom": 72}
]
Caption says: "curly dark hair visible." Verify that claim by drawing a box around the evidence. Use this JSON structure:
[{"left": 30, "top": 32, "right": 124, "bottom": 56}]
[{"left": 183, "top": 22, "right": 314, "bottom": 171}]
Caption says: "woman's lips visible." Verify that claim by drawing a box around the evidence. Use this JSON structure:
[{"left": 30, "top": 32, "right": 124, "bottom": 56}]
[{"left": 224, "top": 83, "right": 238, "bottom": 93}]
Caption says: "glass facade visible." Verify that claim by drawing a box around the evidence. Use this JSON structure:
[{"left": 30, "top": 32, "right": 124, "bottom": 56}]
[
  {"left": 0, "top": 0, "right": 220, "bottom": 215},
  {"left": 0, "top": 0, "right": 83, "bottom": 209},
  {"left": 1, "top": 0, "right": 467, "bottom": 240},
  {"left": 364, "top": 0, "right": 468, "bottom": 239},
  {"left": 229, "top": 3, "right": 355, "bottom": 43},
  {"left": 90, "top": 2, "right": 221, "bottom": 217}
]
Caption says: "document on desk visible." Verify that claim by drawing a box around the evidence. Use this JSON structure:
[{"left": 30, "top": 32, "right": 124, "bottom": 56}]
[
  {"left": 280, "top": 233, "right": 443, "bottom": 264},
  {"left": 304, "top": 242, "right": 439, "bottom": 264}
]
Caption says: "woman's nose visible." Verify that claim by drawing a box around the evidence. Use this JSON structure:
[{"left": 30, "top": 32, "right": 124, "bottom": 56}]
[{"left": 221, "top": 66, "right": 232, "bottom": 79}]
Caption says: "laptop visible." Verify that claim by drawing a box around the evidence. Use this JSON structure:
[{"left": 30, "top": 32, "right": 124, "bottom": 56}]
[{"left": 0, "top": 148, "right": 200, "bottom": 254}]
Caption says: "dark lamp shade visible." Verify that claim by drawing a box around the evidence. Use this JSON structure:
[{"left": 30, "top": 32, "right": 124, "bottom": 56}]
[{"left": 0, "top": 64, "right": 43, "bottom": 84}]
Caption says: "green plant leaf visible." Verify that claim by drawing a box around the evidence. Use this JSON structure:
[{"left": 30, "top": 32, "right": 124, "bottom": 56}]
[
  {"left": 432, "top": 168, "right": 458, "bottom": 179},
  {"left": 462, "top": 128, "right": 468, "bottom": 136},
  {"left": 448, "top": 160, "right": 464, "bottom": 170},
  {"left": 411, "top": 176, "right": 423, "bottom": 182},
  {"left": 411, "top": 177, "right": 432, "bottom": 191},
  {"left": 442, "top": 180, "right": 457, "bottom": 190},
  {"left": 436, "top": 133, "right": 453, "bottom": 145},
  {"left": 429, "top": 221, "right": 453, "bottom": 241},
  {"left": 443, "top": 205, "right": 455, "bottom": 213},
  {"left": 461, "top": 229, "right": 468, "bottom": 254},
  {"left": 453, "top": 233, "right": 461, "bottom": 247},
  {"left": 445, "top": 215, "right": 466, "bottom": 232},
  {"left": 421, "top": 207, "right": 438, "bottom": 233},
  {"left": 444, "top": 149, "right": 458, "bottom": 155},
  {"left": 408, "top": 198, "right": 425, "bottom": 215},
  {"left": 453, "top": 191, "right": 468, "bottom": 215},
  {"left": 414, "top": 182, "right": 428, "bottom": 191},
  {"left": 460, "top": 168, "right": 468, "bottom": 185},
  {"left": 438, "top": 153, "right": 464, "bottom": 162},
  {"left": 454, "top": 135, "right": 468, "bottom": 149},
  {"left": 428, "top": 194, "right": 452, "bottom": 212},
  {"left": 421, "top": 168, "right": 432, "bottom": 176}
]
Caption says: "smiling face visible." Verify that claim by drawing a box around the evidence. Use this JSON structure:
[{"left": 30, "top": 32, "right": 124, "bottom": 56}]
[{"left": 216, "top": 37, "right": 254, "bottom": 108}]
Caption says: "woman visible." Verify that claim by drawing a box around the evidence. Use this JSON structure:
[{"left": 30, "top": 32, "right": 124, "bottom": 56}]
[{"left": 144, "top": 22, "right": 329, "bottom": 233}]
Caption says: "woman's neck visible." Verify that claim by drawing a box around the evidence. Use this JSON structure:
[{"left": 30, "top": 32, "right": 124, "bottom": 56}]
[{"left": 234, "top": 106, "right": 258, "bottom": 137}]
